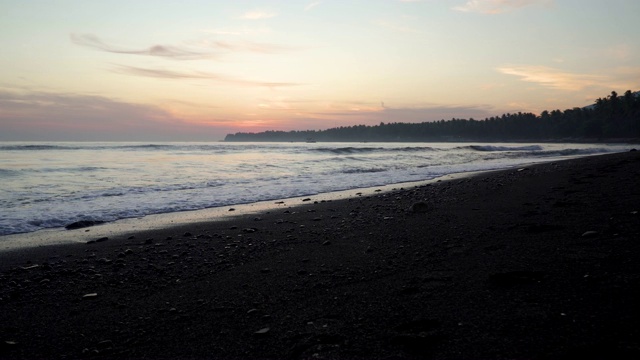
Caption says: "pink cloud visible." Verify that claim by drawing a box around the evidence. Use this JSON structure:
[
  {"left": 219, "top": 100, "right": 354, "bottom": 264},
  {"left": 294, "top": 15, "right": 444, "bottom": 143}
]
[{"left": 0, "top": 90, "right": 231, "bottom": 141}]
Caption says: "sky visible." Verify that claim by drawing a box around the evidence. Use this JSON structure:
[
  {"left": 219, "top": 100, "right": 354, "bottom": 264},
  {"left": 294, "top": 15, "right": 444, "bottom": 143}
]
[{"left": 1, "top": 0, "right": 639, "bottom": 141}]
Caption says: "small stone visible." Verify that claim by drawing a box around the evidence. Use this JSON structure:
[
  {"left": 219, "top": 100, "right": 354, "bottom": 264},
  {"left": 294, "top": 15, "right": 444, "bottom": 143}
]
[
  {"left": 229, "top": 208, "right": 236, "bottom": 212},
  {"left": 95, "top": 237, "right": 109, "bottom": 243},
  {"left": 254, "top": 327, "right": 270, "bottom": 336},
  {"left": 322, "top": 240, "right": 331, "bottom": 246},
  {"left": 410, "top": 202, "right": 429, "bottom": 213},
  {"left": 97, "top": 340, "right": 113, "bottom": 349},
  {"left": 582, "top": 231, "right": 599, "bottom": 237},
  {"left": 183, "top": 232, "right": 192, "bottom": 237},
  {"left": 83, "top": 293, "right": 98, "bottom": 299},
  {"left": 20, "top": 264, "right": 40, "bottom": 271},
  {"left": 145, "top": 238, "right": 154, "bottom": 244},
  {"left": 302, "top": 198, "right": 311, "bottom": 202}
]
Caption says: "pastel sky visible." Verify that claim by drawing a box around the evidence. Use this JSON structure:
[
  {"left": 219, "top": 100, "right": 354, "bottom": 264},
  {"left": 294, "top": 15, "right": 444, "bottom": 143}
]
[{"left": 1, "top": 0, "right": 639, "bottom": 141}]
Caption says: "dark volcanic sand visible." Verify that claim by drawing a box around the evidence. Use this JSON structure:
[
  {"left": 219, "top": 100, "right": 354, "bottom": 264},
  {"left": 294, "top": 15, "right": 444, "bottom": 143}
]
[{"left": 1, "top": 151, "right": 639, "bottom": 360}]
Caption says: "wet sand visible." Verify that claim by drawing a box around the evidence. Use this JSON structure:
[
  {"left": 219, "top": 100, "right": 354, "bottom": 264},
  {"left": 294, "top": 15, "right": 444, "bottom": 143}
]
[{"left": 1, "top": 151, "right": 639, "bottom": 359}]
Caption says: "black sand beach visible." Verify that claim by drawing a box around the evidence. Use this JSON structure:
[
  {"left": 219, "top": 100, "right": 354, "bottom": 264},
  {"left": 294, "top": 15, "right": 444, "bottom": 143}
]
[{"left": 1, "top": 151, "right": 639, "bottom": 359}]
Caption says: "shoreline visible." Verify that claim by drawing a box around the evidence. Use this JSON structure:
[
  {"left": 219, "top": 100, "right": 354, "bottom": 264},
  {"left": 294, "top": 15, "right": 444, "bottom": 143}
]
[
  {"left": 0, "top": 168, "right": 493, "bottom": 252},
  {"left": 1, "top": 150, "right": 639, "bottom": 359}
]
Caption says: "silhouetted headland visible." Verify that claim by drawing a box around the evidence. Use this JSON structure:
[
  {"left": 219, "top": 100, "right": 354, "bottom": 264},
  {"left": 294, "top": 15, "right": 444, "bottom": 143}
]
[{"left": 225, "top": 90, "right": 640, "bottom": 143}]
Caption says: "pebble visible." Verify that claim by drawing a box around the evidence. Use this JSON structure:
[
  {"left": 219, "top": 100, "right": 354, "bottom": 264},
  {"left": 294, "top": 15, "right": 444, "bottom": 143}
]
[
  {"left": 254, "top": 327, "right": 270, "bottom": 336},
  {"left": 410, "top": 202, "right": 429, "bottom": 213},
  {"left": 582, "top": 231, "right": 599, "bottom": 237},
  {"left": 97, "top": 340, "right": 113, "bottom": 349},
  {"left": 83, "top": 293, "right": 98, "bottom": 299}
]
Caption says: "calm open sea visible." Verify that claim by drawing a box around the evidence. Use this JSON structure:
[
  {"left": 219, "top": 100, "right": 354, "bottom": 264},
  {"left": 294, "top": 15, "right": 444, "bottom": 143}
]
[{"left": 0, "top": 142, "right": 633, "bottom": 236}]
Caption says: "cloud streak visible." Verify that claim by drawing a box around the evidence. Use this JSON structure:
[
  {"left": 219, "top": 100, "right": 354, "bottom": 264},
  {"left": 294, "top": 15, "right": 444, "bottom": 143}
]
[
  {"left": 453, "top": 0, "right": 553, "bottom": 14},
  {"left": 497, "top": 65, "right": 609, "bottom": 91},
  {"left": 210, "top": 40, "right": 300, "bottom": 54},
  {"left": 0, "top": 89, "right": 234, "bottom": 141},
  {"left": 72, "top": 33, "right": 299, "bottom": 60},
  {"left": 113, "top": 65, "right": 303, "bottom": 88},
  {"left": 305, "top": 2, "right": 322, "bottom": 11},
  {"left": 70, "top": 34, "right": 218, "bottom": 60}
]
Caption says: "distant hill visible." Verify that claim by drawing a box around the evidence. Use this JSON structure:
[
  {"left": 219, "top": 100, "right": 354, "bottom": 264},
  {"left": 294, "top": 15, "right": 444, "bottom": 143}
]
[{"left": 225, "top": 90, "right": 640, "bottom": 142}]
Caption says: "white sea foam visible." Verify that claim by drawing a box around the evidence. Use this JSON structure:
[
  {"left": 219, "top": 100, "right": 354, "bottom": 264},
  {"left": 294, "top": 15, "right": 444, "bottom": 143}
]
[{"left": 0, "top": 141, "right": 633, "bottom": 236}]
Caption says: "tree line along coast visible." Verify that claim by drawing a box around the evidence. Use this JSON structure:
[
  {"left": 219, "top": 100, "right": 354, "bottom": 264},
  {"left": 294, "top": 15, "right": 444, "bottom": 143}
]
[{"left": 225, "top": 90, "right": 640, "bottom": 143}]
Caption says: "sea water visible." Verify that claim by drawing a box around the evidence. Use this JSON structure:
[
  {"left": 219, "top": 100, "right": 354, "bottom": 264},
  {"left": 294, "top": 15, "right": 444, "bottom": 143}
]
[{"left": 0, "top": 142, "right": 633, "bottom": 236}]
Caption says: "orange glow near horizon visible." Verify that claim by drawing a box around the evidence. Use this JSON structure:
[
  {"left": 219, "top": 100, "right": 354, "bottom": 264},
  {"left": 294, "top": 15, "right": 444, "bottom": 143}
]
[{"left": 1, "top": 1, "right": 639, "bottom": 141}]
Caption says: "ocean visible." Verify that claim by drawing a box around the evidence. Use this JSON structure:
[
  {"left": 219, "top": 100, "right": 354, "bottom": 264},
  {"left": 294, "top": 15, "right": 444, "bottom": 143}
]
[{"left": 0, "top": 141, "right": 634, "bottom": 237}]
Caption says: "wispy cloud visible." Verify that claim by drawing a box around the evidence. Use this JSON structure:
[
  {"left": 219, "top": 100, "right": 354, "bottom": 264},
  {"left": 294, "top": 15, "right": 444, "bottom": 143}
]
[
  {"left": 73, "top": 33, "right": 298, "bottom": 60},
  {"left": 210, "top": 40, "right": 300, "bottom": 54},
  {"left": 453, "top": 0, "right": 553, "bottom": 14},
  {"left": 237, "top": 10, "right": 277, "bottom": 20},
  {"left": 0, "top": 89, "right": 230, "bottom": 141},
  {"left": 497, "top": 65, "right": 607, "bottom": 91},
  {"left": 113, "top": 65, "right": 302, "bottom": 88},
  {"left": 70, "top": 33, "right": 218, "bottom": 60},
  {"left": 305, "top": 1, "right": 322, "bottom": 11}
]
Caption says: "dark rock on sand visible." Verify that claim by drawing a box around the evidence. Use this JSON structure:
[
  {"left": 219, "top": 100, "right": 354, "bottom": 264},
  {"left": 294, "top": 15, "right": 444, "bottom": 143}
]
[
  {"left": 64, "top": 220, "right": 105, "bottom": 230},
  {"left": 410, "top": 201, "right": 429, "bottom": 213}
]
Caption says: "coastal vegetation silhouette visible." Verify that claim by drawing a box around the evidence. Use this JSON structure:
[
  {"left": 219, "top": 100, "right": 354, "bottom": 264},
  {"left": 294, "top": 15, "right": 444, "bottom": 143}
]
[{"left": 225, "top": 90, "right": 640, "bottom": 142}]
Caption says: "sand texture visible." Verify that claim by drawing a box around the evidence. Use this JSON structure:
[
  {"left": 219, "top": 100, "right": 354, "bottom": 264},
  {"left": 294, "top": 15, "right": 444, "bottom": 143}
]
[{"left": 1, "top": 151, "right": 639, "bottom": 359}]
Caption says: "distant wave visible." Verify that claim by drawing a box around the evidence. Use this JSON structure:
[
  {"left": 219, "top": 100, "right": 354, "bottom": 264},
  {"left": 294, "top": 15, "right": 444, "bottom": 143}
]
[
  {"left": 0, "top": 168, "right": 19, "bottom": 177},
  {"left": 310, "top": 146, "right": 435, "bottom": 155},
  {"left": 340, "top": 168, "right": 387, "bottom": 174},
  {"left": 31, "top": 166, "right": 108, "bottom": 174},
  {"left": 539, "top": 148, "right": 616, "bottom": 157},
  {"left": 467, "top": 145, "right": 544, "bottom": 152},
  {"left": 0, "top": 144, "right": 80, "bottom": 151}
]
